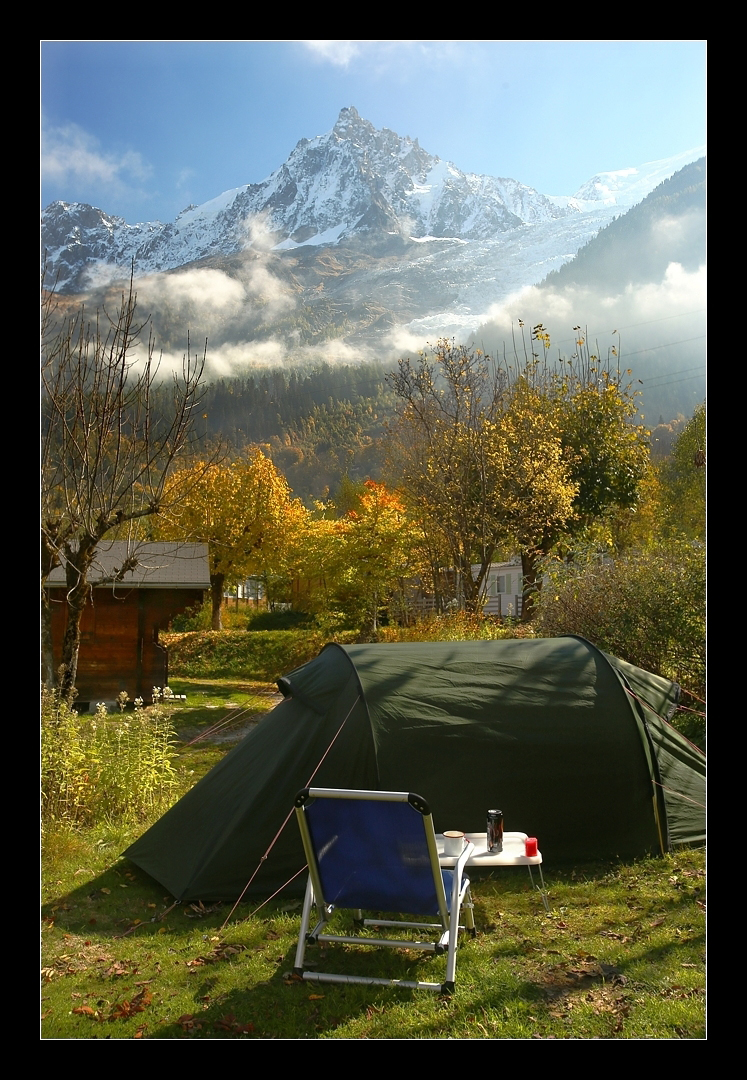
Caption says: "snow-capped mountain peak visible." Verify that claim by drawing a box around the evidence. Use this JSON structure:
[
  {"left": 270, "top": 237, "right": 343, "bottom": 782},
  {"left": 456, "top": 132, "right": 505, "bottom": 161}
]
[{"left": 42, "top": 109, "right": 704, "bottom": 294}]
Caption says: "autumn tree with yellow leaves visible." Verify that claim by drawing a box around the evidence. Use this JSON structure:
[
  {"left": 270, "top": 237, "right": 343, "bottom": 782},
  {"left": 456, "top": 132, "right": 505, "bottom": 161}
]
[
  {"left": 387, "top": 335, "right": 649, "bottom": 618},
  {"left": 159, "top": 448, "right": 303, "bottom": 629},
  {"left": 327, "top": 480, "right": 423, "bottom": 633}
]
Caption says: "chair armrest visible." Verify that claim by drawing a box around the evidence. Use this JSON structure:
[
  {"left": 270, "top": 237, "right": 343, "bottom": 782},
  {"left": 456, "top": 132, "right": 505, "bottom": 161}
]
[{"left": 451, "top": 841, "right": 474, "bottom": 912}]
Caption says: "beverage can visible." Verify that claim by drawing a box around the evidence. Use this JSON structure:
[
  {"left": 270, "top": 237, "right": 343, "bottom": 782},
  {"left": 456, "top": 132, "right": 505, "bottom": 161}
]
[{"left": 487, "top": 809, "right": 504, "bottom": 853}]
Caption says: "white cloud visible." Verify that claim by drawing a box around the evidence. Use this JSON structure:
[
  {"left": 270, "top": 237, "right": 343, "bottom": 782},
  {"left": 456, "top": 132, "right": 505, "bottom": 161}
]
[
  {"left": 239, "top": 211, "right": 280, "bottom": 253},
  {"left": 384, "top": 324, "right": 436, "bottom": 355},
  {"left": 302, "top": 40, "right": 363, "bottom": 68},
  {"left": 301, "top": 40, "right": 464, "bottom": 71},
  {"left": 136, "top": 268, "right": 246, "bottom": 319},
  {"left": 81, "top": 262, "right": 131, "bottom": 291},
  {"left": 155, "top": 334, "right": 377, "bottom": 381},
  {"left": 475, "top": 263, "right": 706, "bottom": 342},
  {"left": 42, "top": 121, "right": 151, "bottom": 195},
  {"left": 240, "top": 263, "right": 296, "bottom": 318},
  {"left": 176, "top": 167, "right": 197, "bottom": 189}
]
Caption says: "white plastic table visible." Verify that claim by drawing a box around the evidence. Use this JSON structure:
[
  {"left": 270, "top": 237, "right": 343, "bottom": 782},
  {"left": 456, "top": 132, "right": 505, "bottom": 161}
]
[{"left": 437, "top": 831, "right": 548, "bottom": 910}]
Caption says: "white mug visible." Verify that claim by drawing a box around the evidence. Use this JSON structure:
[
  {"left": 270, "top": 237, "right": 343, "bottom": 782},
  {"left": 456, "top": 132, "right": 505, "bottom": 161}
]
[{"left": 443, "top": 830, "right": 465, "bottom": 857}]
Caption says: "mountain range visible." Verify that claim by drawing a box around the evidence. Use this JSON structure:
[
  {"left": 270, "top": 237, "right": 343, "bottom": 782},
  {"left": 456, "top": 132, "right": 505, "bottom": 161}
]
[{"left": 42, "top": 106, "right": 705, "bottom": 416}]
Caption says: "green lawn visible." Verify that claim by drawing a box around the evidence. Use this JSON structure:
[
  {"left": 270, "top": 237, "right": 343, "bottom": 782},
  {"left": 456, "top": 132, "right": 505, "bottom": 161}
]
[{"left": 41, "top": 835, "right": 704, "bottom": 1039}]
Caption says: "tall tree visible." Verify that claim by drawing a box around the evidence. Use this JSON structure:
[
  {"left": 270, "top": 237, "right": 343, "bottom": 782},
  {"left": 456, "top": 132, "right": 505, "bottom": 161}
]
[
  {"left": 329, "top": 480, "right": 422, "bottom": 633},
  {"left": 159, "top": 449, "right": 300, "bottom": 629},
  {"left": 387, "top": 335, "right": 649, "bottom": 617},
  {"left": 387, "top": 341, "right": 577, "bottom": 613},
  {"left": 41, "top": 277, "right": 207, "bottom": 700}
]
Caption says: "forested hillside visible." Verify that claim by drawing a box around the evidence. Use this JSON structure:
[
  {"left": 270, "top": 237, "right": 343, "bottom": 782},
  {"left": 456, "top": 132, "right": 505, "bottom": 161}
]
[
  {"left": 540, "top": 158, "right": 705, "bottom": 291},
  {"left": 199, "top": 363, "right": 396, "bottom": 500}
]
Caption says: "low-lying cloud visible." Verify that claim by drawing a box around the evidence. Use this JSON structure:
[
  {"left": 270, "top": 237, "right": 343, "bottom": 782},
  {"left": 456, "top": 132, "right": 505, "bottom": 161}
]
[
  {"left": 474, "top": 262, "right": 706, "bottom": 348},
  {"left": 468, "top": 261, "right": 706, "bottom": 418},
  {"left": 138, "top": 268, "right": 246, "bottom": 316}
]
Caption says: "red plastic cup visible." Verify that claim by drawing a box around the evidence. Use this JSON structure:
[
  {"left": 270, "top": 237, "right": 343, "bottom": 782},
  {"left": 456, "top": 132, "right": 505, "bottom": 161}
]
[{"left": 525, "top": 837, "right": 538, "bottom": 857}]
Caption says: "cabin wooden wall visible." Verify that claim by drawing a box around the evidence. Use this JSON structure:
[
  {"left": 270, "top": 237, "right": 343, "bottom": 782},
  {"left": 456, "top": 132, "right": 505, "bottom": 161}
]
[{"left": 48, "top": 588, "right": 205, "bottom": 704}]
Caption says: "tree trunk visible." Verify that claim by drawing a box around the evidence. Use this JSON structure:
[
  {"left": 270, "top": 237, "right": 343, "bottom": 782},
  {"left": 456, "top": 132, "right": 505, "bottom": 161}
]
[
  {"left": 41, "top": 534, "right": 59, "bottom": 688},
  {"left": 521, "top": 550, "right": 542, "bottom": 622},
  {"left": 59, "top": 584, "right": 89, "bottom": 704},
  {"left": 41, "top": 587, "right": 56, "bottom": 688},
  {"left": 211, "top": 573, "right": 225, "bottom": 630},
  {"left": 57, "top": 543, "right": 97, "bottom": 704},
  {"left": 459, "top": 546, "right": 494, "bottom": 614}
]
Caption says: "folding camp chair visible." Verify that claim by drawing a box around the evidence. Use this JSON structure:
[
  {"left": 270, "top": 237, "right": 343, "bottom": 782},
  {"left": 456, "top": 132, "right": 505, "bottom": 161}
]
[{"left": 293, "top": 787, "right": 475, "bottom": 994}]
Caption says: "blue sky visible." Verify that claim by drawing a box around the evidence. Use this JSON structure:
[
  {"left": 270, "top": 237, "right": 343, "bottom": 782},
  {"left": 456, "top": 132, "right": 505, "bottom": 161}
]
[{"left": 42, "top": 40, "right": 706, "bottom": 224}]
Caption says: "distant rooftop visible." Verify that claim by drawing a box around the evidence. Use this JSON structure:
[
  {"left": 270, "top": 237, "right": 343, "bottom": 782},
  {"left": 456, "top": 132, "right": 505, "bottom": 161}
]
[{"left": 46, "top": 542, "right": 210, "bottom": 589}]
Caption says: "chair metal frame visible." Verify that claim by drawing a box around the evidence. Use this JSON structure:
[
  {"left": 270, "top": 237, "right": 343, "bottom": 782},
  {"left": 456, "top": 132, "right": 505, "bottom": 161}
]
[{"left": 293, "top": 787, "right": 475, "bottom": 994}]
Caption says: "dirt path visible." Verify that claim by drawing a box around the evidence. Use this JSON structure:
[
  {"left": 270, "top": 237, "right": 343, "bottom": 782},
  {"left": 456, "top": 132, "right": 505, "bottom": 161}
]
[{"left": 174, "top": 691, "right": 284, "bottom": 746}]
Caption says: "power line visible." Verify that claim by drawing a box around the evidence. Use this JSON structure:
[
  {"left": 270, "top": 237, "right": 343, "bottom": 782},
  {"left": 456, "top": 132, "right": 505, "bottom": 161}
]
[
  {"left": 547, "top": 309, "right": 706, "bottom": 351},
  {"left": 621, "top": 335, "right": 706, "bottom": 360},
  {"left": 642, "top": 372, "right": 706, "bottom": 390},
  {"left": 640, "top": 364, "right": 705, "bottom": 382}
]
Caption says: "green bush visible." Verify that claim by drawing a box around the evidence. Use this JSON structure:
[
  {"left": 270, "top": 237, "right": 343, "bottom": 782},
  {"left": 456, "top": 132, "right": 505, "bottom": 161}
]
[
  {"left": 245, "top": 609, "right": 314, "bottom": 631},
  {"left": 164, "top": 616, "right": 534, "bottom": 681},
  {"left": 534, "top": 543, "right": 705, "bottom": 743},
  {"left": 169, "top": 599, "right": 213, "bottom": 632},
  {"left": 41, "top": 690, "right": 178, "bottom": 826}
]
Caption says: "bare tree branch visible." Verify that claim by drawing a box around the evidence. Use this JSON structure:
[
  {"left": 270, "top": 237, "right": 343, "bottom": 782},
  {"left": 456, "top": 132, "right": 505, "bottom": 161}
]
[{"left": 41, "top": 270, "right": 210, "bottom": 700}]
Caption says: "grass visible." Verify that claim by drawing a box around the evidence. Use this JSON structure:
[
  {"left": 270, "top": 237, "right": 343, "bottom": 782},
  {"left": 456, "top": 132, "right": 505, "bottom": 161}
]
[
  {"left": 162, "top": 630, "right": 359, "bottom": 681},
  {"left": 166, "top": 678, "right": 281, "bottom": 743},
  {"left": 42, "top": 676, "right": 705, "bottom": 1040},
  {"left": 41, "top": 833, "right": 705, "bottom": 1040}
]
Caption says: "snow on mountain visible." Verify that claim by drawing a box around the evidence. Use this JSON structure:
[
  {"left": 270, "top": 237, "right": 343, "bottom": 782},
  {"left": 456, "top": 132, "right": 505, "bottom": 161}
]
[
  {"left": 42, "top": 106, "right": 597, "bottom": 291},
  {"left": 41, "top": 107, "right": 705, "bottom": 357},
  {"left": 541, "top": 147, "right": 705, "bottom": 216}
]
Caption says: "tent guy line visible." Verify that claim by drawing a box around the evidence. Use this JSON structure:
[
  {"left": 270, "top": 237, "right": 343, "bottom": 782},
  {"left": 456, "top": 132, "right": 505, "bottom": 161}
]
[{"left": 220, "top": 692, "right": 363, "bottom": 927}]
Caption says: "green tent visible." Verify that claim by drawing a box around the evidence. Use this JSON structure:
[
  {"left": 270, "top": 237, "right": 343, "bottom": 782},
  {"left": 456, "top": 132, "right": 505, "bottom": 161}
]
[{"left": 125, "top": 637, "right": 705, "bottom": 901}]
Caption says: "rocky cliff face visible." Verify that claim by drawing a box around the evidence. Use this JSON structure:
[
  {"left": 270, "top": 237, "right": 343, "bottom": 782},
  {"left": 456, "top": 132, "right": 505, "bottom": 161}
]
[{"left": 43, "top": 106, "right": 577, "bottom": 292}]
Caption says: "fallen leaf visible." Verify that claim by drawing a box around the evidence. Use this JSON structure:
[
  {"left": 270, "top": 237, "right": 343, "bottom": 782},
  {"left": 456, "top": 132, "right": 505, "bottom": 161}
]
[
  {"left": 108, "top": 988, "right": 152, "bottom": 1021},
  {"left": 176, "top": 1014, "right": 203, "bottom": 1032},
  {"left": 213, "top": 1013, "right": 254, "bottom": 1034},
  {"left": 185, "top": 900, "right": 222, "bottom": 918},
  {"left": 72, "top": 1006, "right": 98, "bottom": 1018}
]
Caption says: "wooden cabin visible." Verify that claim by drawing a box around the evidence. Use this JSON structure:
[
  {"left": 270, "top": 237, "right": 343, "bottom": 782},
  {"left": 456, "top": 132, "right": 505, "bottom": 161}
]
[{"left": 47, "top": 542, "right": 209, "bottom": 706}]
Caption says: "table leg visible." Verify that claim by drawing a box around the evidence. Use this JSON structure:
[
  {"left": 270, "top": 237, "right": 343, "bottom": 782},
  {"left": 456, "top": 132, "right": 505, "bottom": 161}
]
[{"left": 527, "top": 865, "right": 549, "bottom": 911}]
